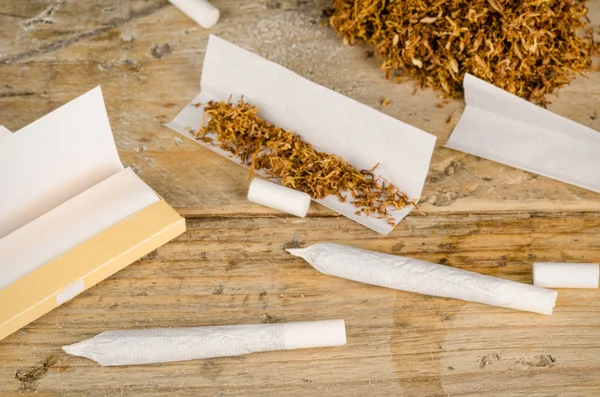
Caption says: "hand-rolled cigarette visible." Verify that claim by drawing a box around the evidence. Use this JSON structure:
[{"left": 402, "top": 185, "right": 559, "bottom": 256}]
[
  {"left": 248, "top": 178, "right": 311, "bottom": 218},
  {"left": 533, "top": 262, "right": 599, "bottom": 289},
  {"left": 288, "top": 243, "right": 558, "bottom": 315},
  {"left": 62, "top": 319, "right": 346, "bottom": 366},
  {"left": 168, "top": 0, "right": 220, "bottom": 29}
]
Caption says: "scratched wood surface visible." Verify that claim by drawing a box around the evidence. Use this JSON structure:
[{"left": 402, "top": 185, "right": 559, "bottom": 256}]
[{"left": 1, "top": 0, "right": 600, "bottom": 396}]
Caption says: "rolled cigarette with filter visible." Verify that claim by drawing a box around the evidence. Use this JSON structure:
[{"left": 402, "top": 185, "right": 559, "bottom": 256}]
[
  {"left": 288, "top": 243, "right": 558, "bottom": 315},
  {"left": 533, "top": 262, "right": 599, "bottom": 289},
  {"left": 62, "top": 319, "right": 346, "bottom": 366},
  {"left": 168, "top": 0, "right": 220, "bottom": 29},
  {"left": 248, "top": 178, "right": 311, "bottom": 218}
]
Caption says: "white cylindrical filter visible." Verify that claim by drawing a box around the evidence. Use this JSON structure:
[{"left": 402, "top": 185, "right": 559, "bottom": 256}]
[
  {"left": 282, "top": 319, "right": 346, "bottom": 349},
  {"left": 288, "top": 243, "right": 558, "bottom": 315},
  {"left": 533, "top": 262, "right": 599, "bottom": 289},
  {"left": 62, "top": 319, "right": 346, "bottom": 366},
  {"left": 168, "top": 0, "right": 220, "bottom": 29},
  {"left": 248, "top": 178, "right": 311, "bottom": 218}
]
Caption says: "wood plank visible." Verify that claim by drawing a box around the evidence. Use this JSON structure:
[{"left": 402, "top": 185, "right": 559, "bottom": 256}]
[
  {"left": 1, "top": 0, "right": 599, "bottom": 217},
  {"left": 0, "top": 213, "right": 599, "bottom": 396}
]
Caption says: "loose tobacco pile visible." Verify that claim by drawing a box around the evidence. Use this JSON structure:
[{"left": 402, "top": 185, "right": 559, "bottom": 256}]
[
  {"left": 330, "top": 0, "right": 595, "bottom": 104},
  {"left": 196, "top": 99, "right": 411, "bottom": 222}
]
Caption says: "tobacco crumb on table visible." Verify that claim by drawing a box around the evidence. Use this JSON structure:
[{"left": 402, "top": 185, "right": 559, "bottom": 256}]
[
  {"left": 479, "top": 353, "right": 501, "bottom": 369},
  {"left": 261, "top": 313, "right": 281, "bottom": 323},
  {"left": 15, "top": 356, "right": 58, "bottom": 391},
  {"left": 150, "top": 43, "right": 172, "bottom": 59},
  {"left": 446, "top": 109, "right": 458, "bottom": 124},
  {"left": 282, "top": 235, "right": 306, "bottom": 250}
]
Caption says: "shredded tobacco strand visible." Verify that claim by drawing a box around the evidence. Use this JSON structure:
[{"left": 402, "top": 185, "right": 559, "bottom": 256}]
[
  {"left": 330, "top": 0, "right": 595, "bottom": 105},
  {"left": 196, "top": 99, "right": 411, "bottom": 223}
]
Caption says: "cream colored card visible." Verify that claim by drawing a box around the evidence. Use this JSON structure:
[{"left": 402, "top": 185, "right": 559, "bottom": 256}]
[{"left": 0, "top": 88, "right": 186, "bottom": 341}]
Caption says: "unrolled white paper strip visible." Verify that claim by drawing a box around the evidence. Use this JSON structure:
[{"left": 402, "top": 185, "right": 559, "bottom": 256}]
[
  {"left": 169, "top": 0, "right": 220, "bottom": 29},
  {"left": 166, "top": 35, "right": 436, "bottom": 235},
  {"left": 0, "top": 125, "right": 11, "bottom": 139},
  {"left": 62, "top": 319, "right": 346, "bottom": 366},
  {"left": 0, "top": 168, "right": 159, "bottom": 290},
  {"left": 446, "top": 74, "right": 600, "bottom": 193},
  {"left": 0, "top": 87, "right": 123, "bottom": 240},
  {"left": 248, "top": 178, "right": 311, "bottom": 217},
  {"left": 288, "top": 243, "right": 558, "bottom": 315},
  {"left": 533, "top": 262, "right": 599, "bottom": 289}
]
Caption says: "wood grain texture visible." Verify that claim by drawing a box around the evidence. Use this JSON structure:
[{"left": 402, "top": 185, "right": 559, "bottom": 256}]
[{"left": 1, "top": 0, "right": 600, "bottom": 396}]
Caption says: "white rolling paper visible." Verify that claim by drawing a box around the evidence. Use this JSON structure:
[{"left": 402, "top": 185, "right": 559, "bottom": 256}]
[
  {"left": 0, "top": 125, "right": 11, "bottom": 139},
  {"left": 446, "top": 74, "right": 600, "bottom": 194},
  {"left": 166, "top": 35, "right": 437, "bottom": 235},
  {"left": 533, "top": 262, "right": 599, "bottom": 289},
  {"left": 248, "top": 178, "right": 311, "bottom": 217},
  {"left": 0, "top": 87, "right": 123, "bottom": 240},
  {"left": 168, "top": 0, "right": 220, "bottom": 29},
  {"left": 288, "top": 243, "right": 558, "bottom": 315},
  {"left": 0, "top": 168, "right": 159, "bottom": 290},
  {"left": 62, "top": 319, "right": 346, "bottom": 366}
]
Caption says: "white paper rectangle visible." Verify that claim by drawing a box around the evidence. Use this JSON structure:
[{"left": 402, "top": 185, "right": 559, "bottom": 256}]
[
  {"left": 167, "top": 35, "right": 436, "bottom": 235},
  {"left": 0, "top": 126, "right": 11, "bottom": 139},
  {"left": 63, "top": 319, "right": 347, "bottom": 366},
  {"left": 0, "top": 168, "right": 159, "bottom": 290},
  {"left": 288, "top": 243, "right": 558, "bottom": 315},
  {"left": 56, "top": 280, "right": 86, "bottom": 305},
  {"left": 0, "top": 87, "right": 124, "bottom": 240},
  {"left": 446, "top": 74, "right": 600, "bottom": 193}
]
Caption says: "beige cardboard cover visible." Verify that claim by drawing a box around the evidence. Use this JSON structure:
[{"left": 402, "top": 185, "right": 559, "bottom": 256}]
[
  {"left": 0, "top": 200, "right": 185, "bottom": 341},
  {"left": 0, "top": 88, "right": 186, "bottom": 341}
]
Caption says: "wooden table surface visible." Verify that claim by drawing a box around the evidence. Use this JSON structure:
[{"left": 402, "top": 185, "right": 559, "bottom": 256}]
[{"left": 2, "top": 1, "right": 600, "bottom": 396}]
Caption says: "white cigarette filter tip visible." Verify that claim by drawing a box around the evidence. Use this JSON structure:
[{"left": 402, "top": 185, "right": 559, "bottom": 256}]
[
  {"left": 169, "top": 0, "right": 220, "bottom": 29},
  {"left": 533, "top": 262, "right": 599, "bottom": 289},
  {"left": 62, "top": 320, "right": 346, "bottom": 366},
  {"left": 283, "top": 319, "right": 346, "bottom": 349},
  {"left": 288, "top": 243, "right": 558, "bottom": 315},
  {"left": 248, "top": 178, "right": 311, "bottom": 218}
]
